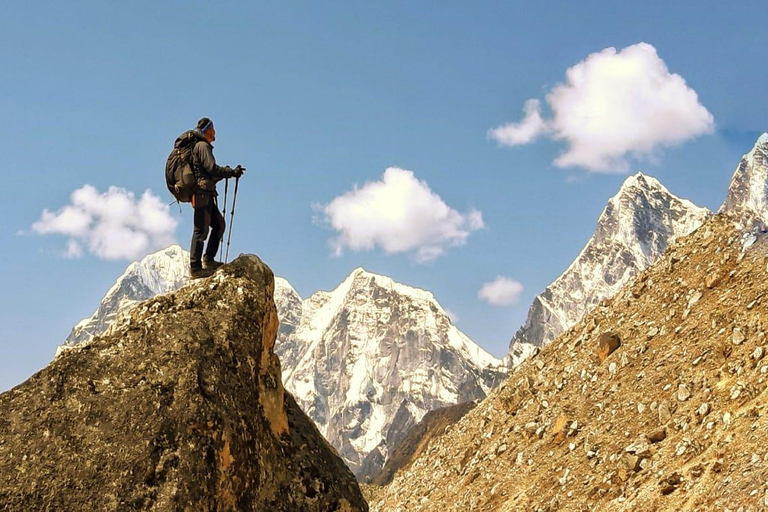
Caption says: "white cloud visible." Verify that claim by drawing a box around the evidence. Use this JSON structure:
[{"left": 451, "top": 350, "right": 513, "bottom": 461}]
[
  {"left": 65, "top": 239, "right": 83, "bottom": 259},
  {"left": 478, "top": 276, "right": 524, "bottom": 306},
  {"left": 488, "top": 99, "right": 548, "bottom": 146},
  {"left": 321, "top": 167, "right": 484, "bottom": 262},
  {"left": 490, "top": 42, "right": 715, "bottom": 173},
  {"left": 32, "top": 185, "right": 178, "bottom": 260}
]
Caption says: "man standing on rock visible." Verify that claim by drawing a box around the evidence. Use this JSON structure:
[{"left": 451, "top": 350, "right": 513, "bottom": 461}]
[{"left": 189, "top": 117, "right": 245, "bottom": 279}]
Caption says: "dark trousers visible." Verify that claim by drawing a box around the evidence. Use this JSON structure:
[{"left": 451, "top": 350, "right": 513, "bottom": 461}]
[{"left": 190, "top": 198, "right": 225, "bottom": 269}]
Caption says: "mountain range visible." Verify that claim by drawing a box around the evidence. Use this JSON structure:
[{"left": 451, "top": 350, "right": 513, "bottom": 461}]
[
  {"left": 64, "top": 251, "right": 504, "bottom": 480},
  {"left": 272, "top": 269, "right": 505, "bottom": 479},
  {"left": 510, "top": 133, "right": 768, "bottom": 353},
  {"left": 61, "top": 133, "right": 768, "bottom": 485},
  {"left": 368, "top": 206, "right": 768, "bottom": 511},
  {"left": 367, "top": 133, "right": 768, "bottom": 510}
]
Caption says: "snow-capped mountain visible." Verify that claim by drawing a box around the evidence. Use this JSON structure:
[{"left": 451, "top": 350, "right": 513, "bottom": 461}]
[
  {"left": 273, "top": 268, "right": 505, "bottom": 480},
  {"left": 64, "top": 249, "right": 504, "bottom": 481},
  {"left": 720, "top": 133, "right": 768, "bottom": 228},
  {"left": 509, "top": 172, "right": 710, "bottom": 353},
  {"left": 64, "top": 245, "right": 189, "bottom": 346}
]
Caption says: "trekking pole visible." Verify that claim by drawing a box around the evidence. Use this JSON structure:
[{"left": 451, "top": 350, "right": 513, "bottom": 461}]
[
  {"left": 224, "top": 176, "right": 240, "bottom": 263},
  {"left": 218, "top": 178, "right": 229, "bottom": 261}
]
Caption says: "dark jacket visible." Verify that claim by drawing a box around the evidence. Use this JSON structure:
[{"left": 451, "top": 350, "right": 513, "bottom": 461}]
[{"left": 191, "top": 129, "right": 235, "bottom": 193}]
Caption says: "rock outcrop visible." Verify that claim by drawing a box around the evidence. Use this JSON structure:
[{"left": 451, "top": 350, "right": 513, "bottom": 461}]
[
  {"left": 370, "top": 214, "right": 768, "bottom": 511},
  {"left": 0, "top": 255, "right": 367, "bottom": 511}
]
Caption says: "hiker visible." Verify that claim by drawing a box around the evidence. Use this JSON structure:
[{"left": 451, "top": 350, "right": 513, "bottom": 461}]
[{"left": 188, "top": 117, "right": 245, "bottom": 279}]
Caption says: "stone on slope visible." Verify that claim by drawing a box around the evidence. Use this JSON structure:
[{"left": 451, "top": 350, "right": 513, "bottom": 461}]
[
  {"left": 0, "top": 255, "right": 367, "bottom": 511},
  {"left": 595, "top": 331, "right": 621, "bottom": 363}
]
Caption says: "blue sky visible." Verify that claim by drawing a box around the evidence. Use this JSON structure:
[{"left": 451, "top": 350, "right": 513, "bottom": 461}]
[{"left": 2, "top": 2, "right": 766, "bottom": 391}]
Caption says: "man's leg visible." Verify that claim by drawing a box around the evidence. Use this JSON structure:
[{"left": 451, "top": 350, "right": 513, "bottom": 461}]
[
  {"left": 204, "top": 201, "right": 226, "bottom": 263},
  {"left": 190, "top": 203, "right": 212, "bottom": 270}
]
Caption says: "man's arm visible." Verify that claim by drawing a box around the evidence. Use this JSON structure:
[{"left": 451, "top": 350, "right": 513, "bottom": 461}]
[{"left": 194, "top": 142, "right": 235, "bottom": 180}]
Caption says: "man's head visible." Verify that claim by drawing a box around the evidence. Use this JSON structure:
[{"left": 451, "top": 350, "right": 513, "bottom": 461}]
[{"left": 197, "top": 117, "right": 216, "bottom": 143}]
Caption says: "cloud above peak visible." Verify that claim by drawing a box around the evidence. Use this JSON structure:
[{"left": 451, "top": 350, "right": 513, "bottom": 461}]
[
  {"left": 478, "top": 276, "right": 524, "bottom": 306},
  {"left": 489, "top": 42, "right": 715, "bottom": 173},
  {"left": 488, "top": 99, "right": 549, "bottom": 146},
  {"left": 320, "top": 167, "right": 484, "bottom": 263},
  {"left": 32, "top": 185, "right": 178, "bottom": 260}
]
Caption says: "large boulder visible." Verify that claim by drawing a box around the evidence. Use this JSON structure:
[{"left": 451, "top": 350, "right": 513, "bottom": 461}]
[{"left": 0, "top": 255, "right": 367, "bottom": 511}]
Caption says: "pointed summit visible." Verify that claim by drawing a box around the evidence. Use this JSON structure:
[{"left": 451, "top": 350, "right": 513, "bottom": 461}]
[
  {"left": 613, "top": 172, "right": 669, "bottom": 202},
  {"left": 617, "top": 171, "right": 658, "bottom": 192},
  {"left": 64, "top": 245, "right": 189, "bottom": 346},
  {"left": 510, "top": 173, "right": 709, "bottom": 352},
  {"left": 595, "top": 172, "right": 708, "bottom": 266},
  {"left": 341, "top": 266, "right": 437, "bottom": 304},
  {"left": 720, "top": 133, "right": 768, "bottom": 228}
]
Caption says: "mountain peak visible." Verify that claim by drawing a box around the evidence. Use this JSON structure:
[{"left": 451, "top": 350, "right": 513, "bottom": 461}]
[
  {"left": 136, "top": 244, "right": 185, "bottom": 263},
  {"left": 615, "top": 172, "right": 665, "bottom": 200},
  {"left": 744, "top": 132, "right": 768, "bottom": 167},
  {"left": 274, "top": 276, "right": 301, "bottom": 299},
  {"left": 602, "top": 173, "right": 707, "bottom": 240},
  {"left": 278, "top": 267, "right": 503, "bottom": 479},
  {"left": 65, "top": 245, "right": 190, "bottom": 346},
  {"left": 335, "top": 267, "right": 437, "bottom": 305},
  {"left": 511, "top": 173, "right": 709, "bottom": 350},
  {"left": 720, "top": 131, "right": 768, "bottom": 227}
]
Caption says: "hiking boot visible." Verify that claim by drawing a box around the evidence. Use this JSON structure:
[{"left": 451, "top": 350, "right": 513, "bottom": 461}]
[
  {"left": 202, "top": 257, "right": 224, "bottom": 270},
  {"left": 190, "top": 267, "right": 215, "bottom": 280}
]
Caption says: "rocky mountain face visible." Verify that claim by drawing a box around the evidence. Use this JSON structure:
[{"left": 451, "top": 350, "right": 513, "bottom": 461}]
[
  {"left": 65, "top": 245, "right": 188, "bottom": 346},
  {"left": 720, "top": 133, "right": 768, "bottom": 229},
  {"left": 369, "top": 213, "right": 768, "bottom": 511},
  {"left": 0, "top": 256, "right": 367, "bottom": 511},
  {"left": 273, "top": 269, "right": 506, "bottom": 481},
  {"left": 63, "top": 251, "right": 504, "bottom": 482},
  {"left": 367, "top": 401, "right": 478, "bottom": 487},
  {"left": 509, "top": 172, "right": 710, "bottom": 357}
]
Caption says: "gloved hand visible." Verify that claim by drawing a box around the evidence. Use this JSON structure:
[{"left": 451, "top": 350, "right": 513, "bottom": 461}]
[{"left": 234, "top": 165, "right": 246, "bottom": 178}]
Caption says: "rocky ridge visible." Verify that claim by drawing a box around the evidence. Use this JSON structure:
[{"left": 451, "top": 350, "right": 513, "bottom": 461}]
[
  {"left": 368, "top": 401, "right": 478, "bottom": 487},
  {"left": 1, "top": 255, "right": 367, "bottom": 511},
  {"left": 369, "top": 213, "right": 768, "bottom": 511},
  {"left": 510, "top": 172, "right": 710, "bottom": 356}
]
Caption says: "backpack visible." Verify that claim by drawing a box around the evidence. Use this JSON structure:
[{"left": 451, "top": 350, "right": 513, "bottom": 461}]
[{"left": 165, "top": 130, "right": 199, "bottom": 202}]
